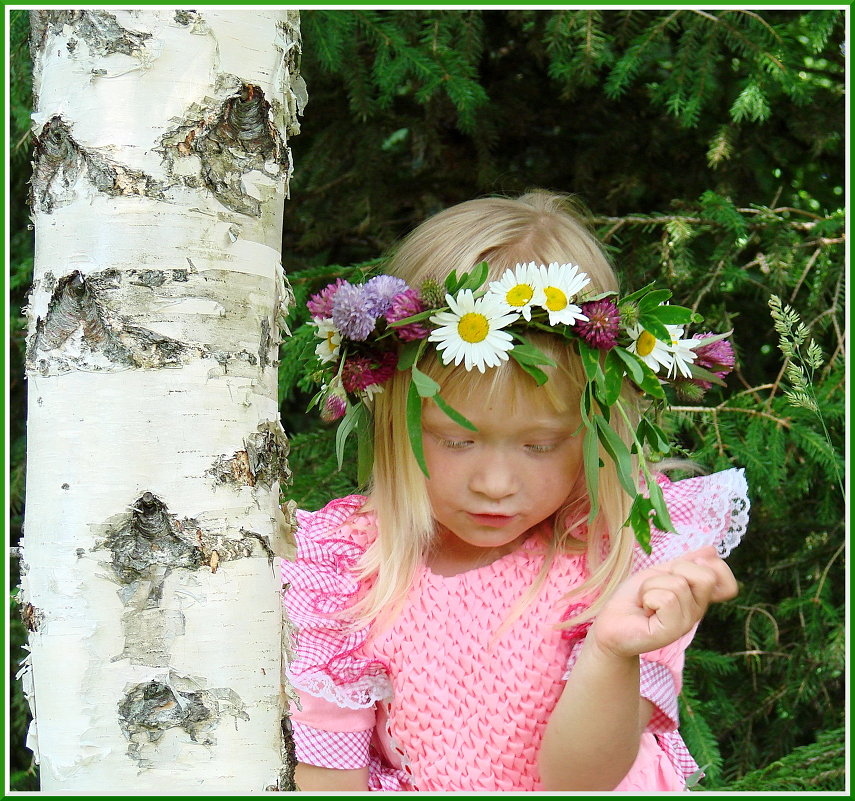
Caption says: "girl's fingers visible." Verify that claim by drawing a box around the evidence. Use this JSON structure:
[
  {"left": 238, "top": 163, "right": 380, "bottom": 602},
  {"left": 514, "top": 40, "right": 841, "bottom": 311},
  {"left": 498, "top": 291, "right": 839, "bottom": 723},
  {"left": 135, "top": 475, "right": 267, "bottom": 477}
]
[
  {"left": 679, "top": 549, "right": 739, "bottom": 603},
  {"left": 639, "top": 558, "right": 731, "bottom": 625},
  {"left": 638, "top": 573, "right": 703, "bottom": 624}
]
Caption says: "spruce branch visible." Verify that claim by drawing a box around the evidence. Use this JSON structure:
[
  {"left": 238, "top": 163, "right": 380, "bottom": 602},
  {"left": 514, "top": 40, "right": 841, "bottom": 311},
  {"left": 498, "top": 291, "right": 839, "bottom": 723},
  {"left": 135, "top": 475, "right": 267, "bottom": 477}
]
[{"left": 669, "top": 404, "right": 792, "bottom": 430}]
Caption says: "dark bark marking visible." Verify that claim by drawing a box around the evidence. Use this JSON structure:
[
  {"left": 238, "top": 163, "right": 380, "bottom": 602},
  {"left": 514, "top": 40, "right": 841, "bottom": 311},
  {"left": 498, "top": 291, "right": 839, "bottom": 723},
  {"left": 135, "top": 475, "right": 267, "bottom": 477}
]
[
  {"left": 20, "top": 602, "right": 44, "bottom": 633},
  {"left": 279, "top": 714, "right": 298, "bottom": 791},
  {"left": 32, "top": 116, "right": 164, "bottom": 213},
  {"left": 96, "top": 493, "right": 276, "bottom": 665},
  {"left": 26, "top": 270, "right": 191, "bottom": 375},
  {"left": 118, "top": 679, "right": 249, "bottom": 760},
  {"left": 207, "top": 421, "right": 291, "bottom": 490},
  {"left": 161, "top": 84, "right": 289, "bottom": 217},
  {"left": 32, "top": 10, "right": 151, "bottom": 58},
  {"left": 103, "top": 492, "right": 205, "bottom": 588},
  {"left": 173, "top": 10, "right": 202, "bottom": 27},
  {"left": 258, "top": 316, "right": 271, "bottom": 369}
]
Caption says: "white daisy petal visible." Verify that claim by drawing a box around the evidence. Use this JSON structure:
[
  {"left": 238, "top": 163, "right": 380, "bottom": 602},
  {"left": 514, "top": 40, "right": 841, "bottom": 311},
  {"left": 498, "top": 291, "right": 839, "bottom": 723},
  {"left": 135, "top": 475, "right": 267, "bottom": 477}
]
[
  {"left": 627, "top": 323, "right": 674, "bottom": 374},
  {"left": 667, "top": 325, "right": 702, "bottom": 378},
  {"left": 428, "top": 290, "right": 520, "bottom": 372},
  {"left": 536, "top": 262, "right": 592, "bottom": 326},
  {"left": 487, "top": 263, "right": 546, "bottom": 321},
  {"left": 311, "top": 318, "right": 341, "bottom": 363}
]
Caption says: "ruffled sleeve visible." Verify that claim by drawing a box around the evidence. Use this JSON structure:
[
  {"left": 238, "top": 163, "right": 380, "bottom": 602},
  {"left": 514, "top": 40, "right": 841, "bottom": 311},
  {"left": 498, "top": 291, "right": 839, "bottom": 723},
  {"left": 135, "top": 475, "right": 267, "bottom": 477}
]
[
  {"left": 562, "top": 468, "right": 750, "bottom": 784},
  {"left": 281, "top": 494, "right": 392, "bottom": 708},
  {"left": 636, "top": 467, "right": 750, "bottom": 569},
  {"left": 280, "top": 495, "right": 392, "bottom": 770},
  {"left": 634, "top": 467, "right": 750, "bottom": 778}
]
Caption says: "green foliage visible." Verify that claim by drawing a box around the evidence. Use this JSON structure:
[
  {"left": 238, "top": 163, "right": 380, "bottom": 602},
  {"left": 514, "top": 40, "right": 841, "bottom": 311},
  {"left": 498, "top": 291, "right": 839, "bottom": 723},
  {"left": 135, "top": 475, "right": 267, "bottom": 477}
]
[
  {"left": 8, "top": 7, "right": 845, "bottom": 791},
  {"left": 721, "top": 727, "right": 845, "bottom": 791}
]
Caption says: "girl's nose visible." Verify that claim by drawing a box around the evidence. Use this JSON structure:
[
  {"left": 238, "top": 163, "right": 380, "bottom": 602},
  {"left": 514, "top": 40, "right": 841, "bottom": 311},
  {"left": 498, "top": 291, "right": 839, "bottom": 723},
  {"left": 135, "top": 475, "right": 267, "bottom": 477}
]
[{"left": 469, "top": 454, "right": 519, "bottom": 500}]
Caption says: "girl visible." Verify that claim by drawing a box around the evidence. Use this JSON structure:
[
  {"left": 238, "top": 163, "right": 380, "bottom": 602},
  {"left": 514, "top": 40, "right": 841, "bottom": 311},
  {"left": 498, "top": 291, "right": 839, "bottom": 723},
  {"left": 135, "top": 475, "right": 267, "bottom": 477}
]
[{"left": 281, "top": 192, "right": 748, "bottom": 792}]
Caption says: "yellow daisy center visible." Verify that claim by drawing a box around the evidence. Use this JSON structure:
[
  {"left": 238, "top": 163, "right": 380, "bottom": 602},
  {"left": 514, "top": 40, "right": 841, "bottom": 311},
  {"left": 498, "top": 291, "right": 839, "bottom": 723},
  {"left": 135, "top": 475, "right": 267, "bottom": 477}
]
[
  {"left": 544, "top": 286, "right": 568, "bottom": 312},
  {"left": 326, "top": 331, "right": 337, "bottom": 348},
  {"left": 458, "top": 312, "right": 490, "bottom": 343},
  {"left": 637, "top": 330, "right": 657, "bottom": 357},
  {"left": 506, "top": 283, "right": 534, "bottom": 307}
]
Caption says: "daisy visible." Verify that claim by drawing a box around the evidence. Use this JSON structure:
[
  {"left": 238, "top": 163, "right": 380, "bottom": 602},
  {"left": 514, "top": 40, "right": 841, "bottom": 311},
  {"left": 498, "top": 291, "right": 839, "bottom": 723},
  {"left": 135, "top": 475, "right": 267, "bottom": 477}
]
[
  {"left": 627, "top": 324, "right": 674, "bottom": 374},
  {"left": 311, "top": 319, "right": 341, "bottom": 363},
  {"left": 667, "top": 325, "right": 702, "bottom": 379},
  {"left": 428, "top": 290, "right": 519, "bottom": 373},
  {"left": 487, "top": 262, "right": 545, "bottom": 321},
  {"left": 537, "top": 262, "right": 591, "bottom": 326}
]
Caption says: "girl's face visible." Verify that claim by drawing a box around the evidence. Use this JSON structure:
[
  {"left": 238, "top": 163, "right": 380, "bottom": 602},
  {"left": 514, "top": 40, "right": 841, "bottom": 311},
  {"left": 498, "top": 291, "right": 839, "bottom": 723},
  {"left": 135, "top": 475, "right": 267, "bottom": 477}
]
[{"left": 422, "top": 376, "right": 583, "bottom": 571}]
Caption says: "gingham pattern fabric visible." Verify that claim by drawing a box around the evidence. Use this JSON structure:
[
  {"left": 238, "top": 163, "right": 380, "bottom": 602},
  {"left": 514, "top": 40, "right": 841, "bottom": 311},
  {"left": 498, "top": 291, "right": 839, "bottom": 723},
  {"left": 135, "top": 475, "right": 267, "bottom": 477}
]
[
  {"left": 636, "top": 468, "right": 750, "bottom": 567},
  {"left": 282, "top": 496, "right": 392, "bottom": 709},
  {"left": 292, "top": 723, "right": 371, "bottom": 770}
]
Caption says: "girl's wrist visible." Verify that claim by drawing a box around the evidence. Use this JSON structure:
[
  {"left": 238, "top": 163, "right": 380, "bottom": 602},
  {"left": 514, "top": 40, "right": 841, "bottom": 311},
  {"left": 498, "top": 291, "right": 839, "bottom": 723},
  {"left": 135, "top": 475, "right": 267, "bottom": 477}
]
[{"left": 582, "top": 623, "right": 642, "bottom": 665}]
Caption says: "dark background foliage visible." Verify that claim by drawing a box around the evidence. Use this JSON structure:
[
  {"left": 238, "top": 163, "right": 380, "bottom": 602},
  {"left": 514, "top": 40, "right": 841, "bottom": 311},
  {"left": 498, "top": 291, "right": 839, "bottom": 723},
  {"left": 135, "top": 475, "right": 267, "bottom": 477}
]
[{"left": 8, "top": 8, "right": 846, "bottom": 791}]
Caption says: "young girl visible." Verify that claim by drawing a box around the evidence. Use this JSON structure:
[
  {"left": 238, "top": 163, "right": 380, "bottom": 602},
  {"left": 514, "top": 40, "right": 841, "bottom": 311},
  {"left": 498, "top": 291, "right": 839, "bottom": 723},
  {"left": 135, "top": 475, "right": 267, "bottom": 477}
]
[{"left": 281, "top": 192, "right": 748, "bottom": 792}]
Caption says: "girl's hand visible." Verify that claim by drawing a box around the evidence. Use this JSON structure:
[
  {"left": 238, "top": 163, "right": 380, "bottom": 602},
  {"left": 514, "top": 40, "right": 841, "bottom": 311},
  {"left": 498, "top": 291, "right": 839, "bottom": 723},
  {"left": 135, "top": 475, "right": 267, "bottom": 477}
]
[{"left": 589, "top": 545, "right": 738, "bottom": 659}]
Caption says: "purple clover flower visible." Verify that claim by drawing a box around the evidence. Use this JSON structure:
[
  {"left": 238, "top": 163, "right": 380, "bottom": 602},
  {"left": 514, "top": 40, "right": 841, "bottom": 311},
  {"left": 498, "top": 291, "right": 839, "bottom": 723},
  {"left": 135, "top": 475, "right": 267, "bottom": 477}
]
[
  {"left": 331, "top": 282, "right": 378, "bottom": 341},
  {"left": 307, "top": 278, "right": 346, "bottom": 320},
  {"left": 341, "top": 351, "right": 398, "bottom": 393},
  {"left": 385, "top": 288, "right": 430, "bottom": 341},
  {"left": 576, "top": 299, "right": 621, "bottom": 350},
  {"left": 363, "top": 275, "right": 410, "bottom": 317},
  {"left": 692, "top": 333, "right": 735, "bottom": 389},
  {"left": 321, "top": 393, "right": 347, "bottom": 422}
]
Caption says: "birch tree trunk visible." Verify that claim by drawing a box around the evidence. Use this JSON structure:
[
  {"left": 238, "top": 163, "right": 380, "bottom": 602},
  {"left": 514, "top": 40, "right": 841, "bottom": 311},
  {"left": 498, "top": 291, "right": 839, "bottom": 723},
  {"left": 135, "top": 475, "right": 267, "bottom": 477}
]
[{"left": 18, "top": 9, "right": 306, "bottom": 791}]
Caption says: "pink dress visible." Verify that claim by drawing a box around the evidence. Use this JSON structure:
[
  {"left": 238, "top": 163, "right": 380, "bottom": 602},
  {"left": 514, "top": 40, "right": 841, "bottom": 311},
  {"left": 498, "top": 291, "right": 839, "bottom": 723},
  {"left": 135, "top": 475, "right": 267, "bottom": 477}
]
[{"left": 281, "top": 468, "right": 749, "bottom": 791}]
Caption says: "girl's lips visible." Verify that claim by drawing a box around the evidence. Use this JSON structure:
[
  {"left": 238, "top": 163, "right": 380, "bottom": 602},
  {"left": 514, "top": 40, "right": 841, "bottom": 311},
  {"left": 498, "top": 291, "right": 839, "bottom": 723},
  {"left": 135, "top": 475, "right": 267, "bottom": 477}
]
[{"left": 467, "top": 513, "right": 516, "bottom": 528}]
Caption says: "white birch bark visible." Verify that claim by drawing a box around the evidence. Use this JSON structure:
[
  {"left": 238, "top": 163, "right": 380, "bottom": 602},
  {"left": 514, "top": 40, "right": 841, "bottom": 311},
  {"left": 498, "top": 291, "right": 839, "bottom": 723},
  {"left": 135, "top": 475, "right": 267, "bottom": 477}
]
[{"left": 18, "top": 9, "right": 306, "bottom": 791}]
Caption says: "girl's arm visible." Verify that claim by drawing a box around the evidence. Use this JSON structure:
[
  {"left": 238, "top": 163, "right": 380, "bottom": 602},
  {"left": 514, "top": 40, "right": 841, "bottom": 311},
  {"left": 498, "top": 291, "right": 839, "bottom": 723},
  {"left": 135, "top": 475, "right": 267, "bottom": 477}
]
[
  {"left": 295, "top": 763, "right": 369, "bottom": 792},
  {"left": 539, "top": 546, "right": 737, "bottom": 790}
]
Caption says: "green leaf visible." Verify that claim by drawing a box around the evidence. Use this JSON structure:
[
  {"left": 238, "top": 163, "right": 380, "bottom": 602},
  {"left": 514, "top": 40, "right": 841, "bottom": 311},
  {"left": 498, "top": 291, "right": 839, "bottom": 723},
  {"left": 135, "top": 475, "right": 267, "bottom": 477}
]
[
  {"left": 638, "top": 288, "right": 673, "bottom": 311},
  {"left": 594, "top": 413, "right": 636, "bottom": 496},
  {"left": 638, "top": 418, "right": 670, "bottom": 453},
  {"left": 335, "top": 401, "right": 361, "bottom": 470},
  {"left": 603, "top": 349, "right": 626, "bottom": 406},
  {"left": 583, "top": 424, "right": 601, "bottom": 523},
  {"left": 578, "top": 339, "right": 601, "bottom": 382},
  {"left": 411, "top": 365, "right": 441, "bottom": 397},
  {"left": 508, "top": 340, "right": 557, "bottom": 368},
  {"left": 444, "top": 269, "right": 460, "bottom": 293},
  {"left": 647, "top": 476, "right": 675, "bottom": 532},
  {"left": 619, "top": 350, "right": 666, "bottom": 399},
  {"left": 511, "top": 352, "right": 550, "bottom": 386},
  {"left": 688, "top": 362, "right": 727, "bottom": 387},
  {"left": 628, "top": 495, "right": 653, "bottom": 553},
  {"left": 637, "top": 316, "right": 671, "bottom": 344},
  {"left": 612, "top": 346, "right": 644, "bottom": 384},
  {"left": 433, "top": 393, "right": 477, "bottom": 431},
  {"left": 619, "top": 282, "right": 657, "bottom": 307},
  {"left": 406, "top": 379, "right": 429, "bottom": 477},
  {"left": 459, "top": 260, "right": 489, "bottom": 292},
  {"left": 397, "top": 340, "right": 425, "bottom": 371},
  {"left": 388, "top": 309, "right": 437, "bottom": 327},
  {"left": 691, "top": 330, "right": 732, "bottom": 348},
  {"left": 647, "top": 304, "right": 693, "bottom": 325}
]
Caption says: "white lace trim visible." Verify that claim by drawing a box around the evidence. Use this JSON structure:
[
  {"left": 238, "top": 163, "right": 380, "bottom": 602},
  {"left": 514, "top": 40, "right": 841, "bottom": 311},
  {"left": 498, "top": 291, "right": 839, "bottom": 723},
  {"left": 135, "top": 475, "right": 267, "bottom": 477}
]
[
  {"left": 287, "top": 666, "right": 392, "bottom": 710},
  {"left": 675, "top": 467, "right": 749, "bottom": 559}
]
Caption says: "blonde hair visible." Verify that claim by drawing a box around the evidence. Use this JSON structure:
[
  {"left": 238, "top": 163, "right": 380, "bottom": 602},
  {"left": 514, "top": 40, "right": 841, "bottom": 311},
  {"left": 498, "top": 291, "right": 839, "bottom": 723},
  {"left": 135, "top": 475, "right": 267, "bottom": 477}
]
[{"left": 350, "top": 191, "right": 643, "bottom": 630}]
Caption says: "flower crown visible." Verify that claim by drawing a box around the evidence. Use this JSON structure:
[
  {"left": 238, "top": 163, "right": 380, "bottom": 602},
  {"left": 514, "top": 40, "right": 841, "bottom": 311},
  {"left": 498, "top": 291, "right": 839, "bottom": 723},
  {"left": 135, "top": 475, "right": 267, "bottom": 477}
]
[{"left": 304, "top": 261, "right": 734, "bottom": 549}]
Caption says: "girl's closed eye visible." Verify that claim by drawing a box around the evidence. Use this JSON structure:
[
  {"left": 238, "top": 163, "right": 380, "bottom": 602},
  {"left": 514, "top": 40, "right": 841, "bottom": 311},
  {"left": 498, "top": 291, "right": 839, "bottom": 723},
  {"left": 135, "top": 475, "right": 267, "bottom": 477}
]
[
  {"left": 525, "top": 442, "right": 558, "bottom": 454},
  {"left": 438, "top": 437, "right": 473, "bottom": 450}
]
